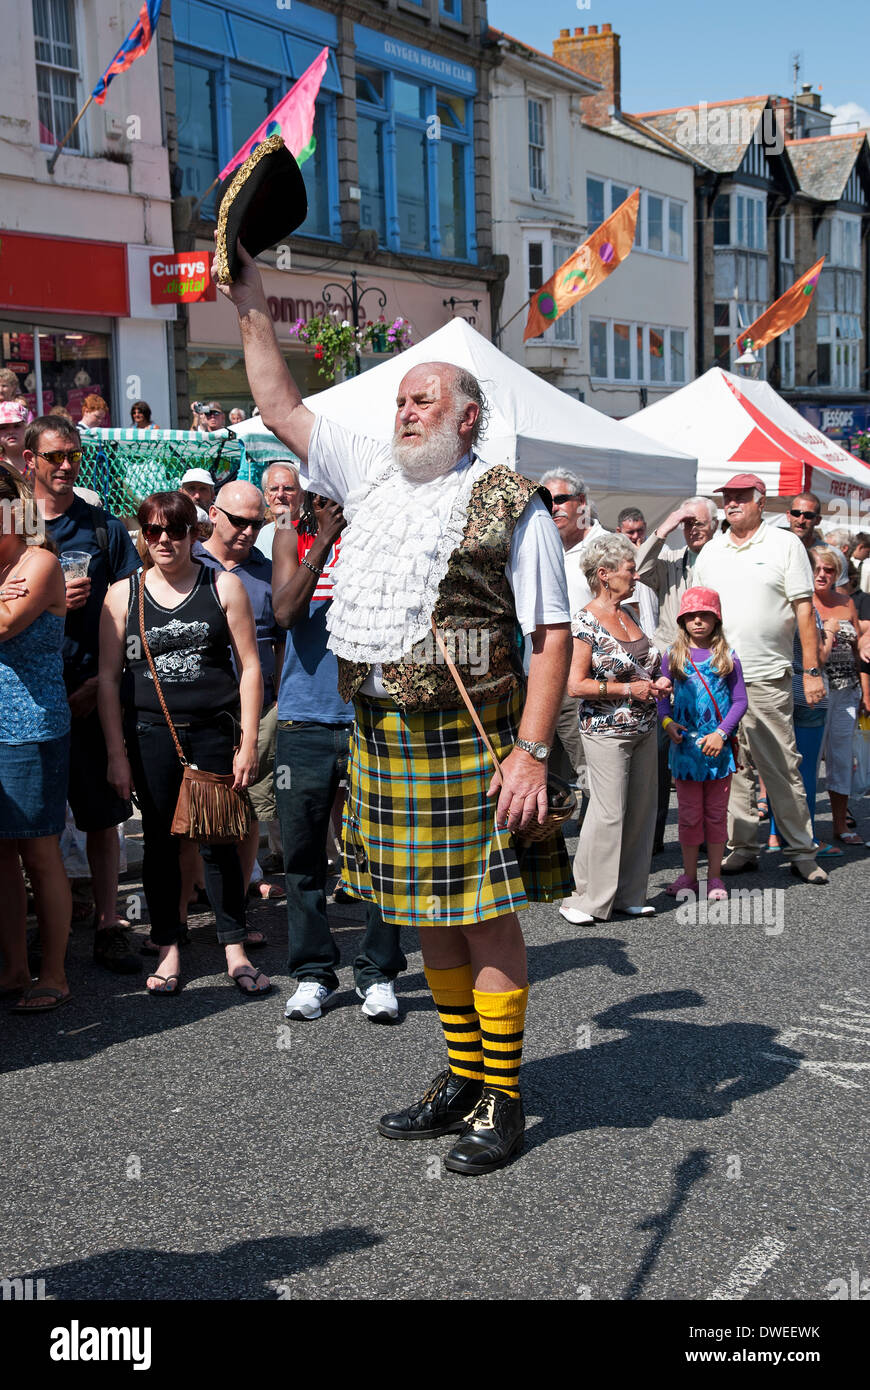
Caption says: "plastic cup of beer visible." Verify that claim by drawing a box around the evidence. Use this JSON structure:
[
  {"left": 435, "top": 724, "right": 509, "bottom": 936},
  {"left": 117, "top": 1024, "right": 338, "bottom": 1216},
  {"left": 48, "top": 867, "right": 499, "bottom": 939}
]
[{"left": 60, "top": 550, "right": 92, "bottom": 580}]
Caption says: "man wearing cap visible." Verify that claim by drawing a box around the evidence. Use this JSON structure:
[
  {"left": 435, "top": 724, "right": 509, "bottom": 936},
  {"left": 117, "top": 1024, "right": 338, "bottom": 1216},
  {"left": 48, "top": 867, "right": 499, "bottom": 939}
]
[
  {"left": 179, "top": 468, "right": 216, "bottom": 512},
  {"left": 693, "top": 473, "right": 827, "bottom": 882}
]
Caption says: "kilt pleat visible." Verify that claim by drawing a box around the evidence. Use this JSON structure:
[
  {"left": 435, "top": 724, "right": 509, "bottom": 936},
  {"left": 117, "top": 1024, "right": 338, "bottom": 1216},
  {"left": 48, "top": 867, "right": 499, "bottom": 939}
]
[{"left": 339, "top": 688, "right": 572, "bottom": 927}]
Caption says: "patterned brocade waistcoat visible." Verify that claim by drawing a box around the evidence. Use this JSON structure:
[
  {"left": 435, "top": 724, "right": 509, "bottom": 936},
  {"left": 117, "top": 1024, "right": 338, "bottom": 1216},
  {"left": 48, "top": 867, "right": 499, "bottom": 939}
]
[{"left": 337, "top": 467, "right": 542, "bottom": 712}]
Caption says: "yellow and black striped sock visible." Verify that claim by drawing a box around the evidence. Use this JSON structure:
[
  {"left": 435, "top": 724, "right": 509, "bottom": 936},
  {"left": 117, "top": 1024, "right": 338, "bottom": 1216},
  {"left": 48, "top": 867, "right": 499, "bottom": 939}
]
[
  {"left": 474, "top": 986, "right": 529, "bottom": 1099},
  {"left": 424, "top": 963, "right": 484, "bottom": 1083}
]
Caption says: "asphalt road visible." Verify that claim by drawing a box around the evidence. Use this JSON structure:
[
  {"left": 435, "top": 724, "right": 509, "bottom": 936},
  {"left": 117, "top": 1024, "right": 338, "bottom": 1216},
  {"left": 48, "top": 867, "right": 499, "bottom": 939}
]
[{"left": 2, "top": 798, "right": 868, "bottom": 1304}]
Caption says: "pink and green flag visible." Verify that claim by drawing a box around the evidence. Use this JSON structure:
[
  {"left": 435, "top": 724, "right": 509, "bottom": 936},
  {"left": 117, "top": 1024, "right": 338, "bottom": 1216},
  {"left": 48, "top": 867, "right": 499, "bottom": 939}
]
[{"left": 219, "top": 46, "right": 329, "bottom": 181}]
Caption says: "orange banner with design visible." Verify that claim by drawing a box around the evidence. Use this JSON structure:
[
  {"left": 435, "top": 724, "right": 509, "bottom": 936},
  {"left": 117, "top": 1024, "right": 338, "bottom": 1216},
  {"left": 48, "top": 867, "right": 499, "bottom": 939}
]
[
  {"left": 524, "top": 188, "right": 640, "bottom": 342},
  {"left": 735, "top": 257, "right": 825, "bottom": 354}
]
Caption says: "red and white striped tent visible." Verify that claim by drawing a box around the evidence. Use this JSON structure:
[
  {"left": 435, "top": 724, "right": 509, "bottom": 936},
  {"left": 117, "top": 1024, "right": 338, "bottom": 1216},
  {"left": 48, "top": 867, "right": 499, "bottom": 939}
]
[{"left": 627, "top": 367, "right": 870, "bottom": 511}]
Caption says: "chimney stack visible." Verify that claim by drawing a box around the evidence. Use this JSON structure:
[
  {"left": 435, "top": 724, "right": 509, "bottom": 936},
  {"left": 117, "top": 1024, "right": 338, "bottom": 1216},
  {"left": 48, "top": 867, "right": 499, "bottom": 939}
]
[
  {"left": 553, "top": 22, "right": 621, "bottom": 127},
  {"left": 796, "top": 82, "right": 821, "bottom": 111}
]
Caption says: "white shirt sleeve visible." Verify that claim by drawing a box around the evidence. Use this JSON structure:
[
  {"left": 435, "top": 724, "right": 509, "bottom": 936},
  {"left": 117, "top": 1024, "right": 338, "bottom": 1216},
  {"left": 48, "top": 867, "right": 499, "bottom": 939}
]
[
  {"left": 505, "top": 495, "right": 571, "bottom": 635},
  {"left": 782, "top": 531, "right": 814, "bottom": 601},
  {"left": 303, "top": 415, "right": 393, "bottom": 505}
]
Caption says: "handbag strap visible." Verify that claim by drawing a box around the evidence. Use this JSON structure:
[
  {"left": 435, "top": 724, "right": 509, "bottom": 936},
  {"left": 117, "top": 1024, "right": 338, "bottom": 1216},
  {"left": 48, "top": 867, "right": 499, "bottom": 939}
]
[
  {"left": 686, "top": 652, "right": 726, "bottom": 726},
  {"left": 430, "top": 620, "right": 503, "bottom": 783},
  {"left": 137, "top": 572, "right": 188, "bottom": 767}
]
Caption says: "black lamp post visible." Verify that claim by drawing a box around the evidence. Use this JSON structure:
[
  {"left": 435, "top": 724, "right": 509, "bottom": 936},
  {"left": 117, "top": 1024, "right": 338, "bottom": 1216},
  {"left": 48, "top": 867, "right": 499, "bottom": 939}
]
[{"left": 321, "top": 270, "right": 388, "bottom": 377}]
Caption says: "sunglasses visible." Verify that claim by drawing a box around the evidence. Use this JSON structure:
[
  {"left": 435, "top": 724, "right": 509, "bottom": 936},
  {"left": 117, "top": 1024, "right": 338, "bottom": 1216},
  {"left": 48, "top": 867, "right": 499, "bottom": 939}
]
[
  {"left": 550, "top": 493, "right": 583, "bottom": 505},
  {"left": 215, "top": 505, "right": 264, "bottom": 532},
  {"left": 201, "top": 409, "right": 223, "bottom": 418},
  {"left": 38, "top": 449, "right": 83, "bottom": 465},
  {"left": 142, "top": 522, "right": 189, "bottom": 543},
  {"left": 790, "top": 509, "right": 820, "bottom": 521},
  {"left": 814, "top": 566, "right": 837, "bottom": 575}
]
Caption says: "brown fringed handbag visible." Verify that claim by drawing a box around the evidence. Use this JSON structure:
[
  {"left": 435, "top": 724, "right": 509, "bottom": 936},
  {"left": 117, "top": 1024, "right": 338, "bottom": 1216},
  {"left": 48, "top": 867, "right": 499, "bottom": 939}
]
[
  {"left": 137, "top": 575, "right": 252, "bottom": 845},
  {"left": 431, "top": 621, "right": 576, "bottom": 846}
]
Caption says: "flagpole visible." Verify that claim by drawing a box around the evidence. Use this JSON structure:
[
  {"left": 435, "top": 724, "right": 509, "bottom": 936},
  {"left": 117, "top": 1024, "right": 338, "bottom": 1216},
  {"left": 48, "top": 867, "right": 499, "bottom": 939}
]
[
  {"left": 47, "top": 94, "right": 94, "bottom": 174},
  {"left": 494, "top": 292, "right": 536, "bottom": 343},
  {"left": 192, "top": 175, "right": 221, "bottom": 218}
]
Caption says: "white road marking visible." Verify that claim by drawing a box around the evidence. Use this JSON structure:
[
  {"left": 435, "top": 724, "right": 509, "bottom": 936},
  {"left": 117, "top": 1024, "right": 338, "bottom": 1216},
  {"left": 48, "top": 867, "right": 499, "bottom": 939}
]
[{"left": 707, "top": 1236, "right": 787, "bottom": 1300}]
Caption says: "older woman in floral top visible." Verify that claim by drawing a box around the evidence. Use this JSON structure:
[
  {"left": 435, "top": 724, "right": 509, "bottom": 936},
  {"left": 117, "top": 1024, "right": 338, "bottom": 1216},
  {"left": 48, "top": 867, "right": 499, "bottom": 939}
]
[{"left": 560, "top": 534, "right": 672, "bottom": 923}]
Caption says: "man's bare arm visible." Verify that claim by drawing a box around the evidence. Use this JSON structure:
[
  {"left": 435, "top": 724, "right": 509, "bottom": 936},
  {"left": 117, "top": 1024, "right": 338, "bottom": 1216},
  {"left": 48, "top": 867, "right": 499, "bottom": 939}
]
[
  {"left": 489, "top": 623, "right": 573, "bottom": 832},
  {"left": 214, "top": 240, "right": 315, "bottom": 461}
]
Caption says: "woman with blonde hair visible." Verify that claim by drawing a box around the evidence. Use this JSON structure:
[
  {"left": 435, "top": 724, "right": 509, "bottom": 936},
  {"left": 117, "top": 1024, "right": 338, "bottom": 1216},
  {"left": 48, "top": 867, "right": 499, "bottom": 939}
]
[
  {"left": 0, "top": 465, "right": 73, "bottom": 1011},
  {"left": 811, "top": 545, "right": 866, "bottom": 846}
]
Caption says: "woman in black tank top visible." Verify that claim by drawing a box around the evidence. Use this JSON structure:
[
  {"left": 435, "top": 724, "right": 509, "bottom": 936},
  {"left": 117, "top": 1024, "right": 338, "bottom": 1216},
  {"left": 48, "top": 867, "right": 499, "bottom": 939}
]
[{"left": 98, "top": 491, "right": 270, "bottom": 998}]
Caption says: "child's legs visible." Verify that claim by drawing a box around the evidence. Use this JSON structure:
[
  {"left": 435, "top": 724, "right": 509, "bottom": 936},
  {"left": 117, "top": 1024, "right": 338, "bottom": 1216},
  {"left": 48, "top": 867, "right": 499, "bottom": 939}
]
[
  {"left": 675, "top": 779, "right": 704, "bottom": 876},
  {"left": 703, "top": 775, "right": 732, "bottom": 878}
]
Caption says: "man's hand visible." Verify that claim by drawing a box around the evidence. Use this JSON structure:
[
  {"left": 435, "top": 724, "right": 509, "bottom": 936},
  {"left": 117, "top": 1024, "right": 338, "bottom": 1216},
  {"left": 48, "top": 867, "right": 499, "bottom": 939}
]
[
  {"left": 68, "top": 677, "right": 99, "bottom": 719},
  {"left": 212, "top": 236, "right": 268, "bottom": 315},
  {"left": 487, "top": 749, "right": 548, "bottom": 832},
  {"left": 314, "top": 496, "right": 346, "bottom": 548},
  {"left": 65, "top": 576, "right": 91, "bottom": 611},
  {"left": 656, "top": 503, "right": 698, "bottom": 538},
  {"left": 802, "top": 673, "right": 825, "bottom": 706}
]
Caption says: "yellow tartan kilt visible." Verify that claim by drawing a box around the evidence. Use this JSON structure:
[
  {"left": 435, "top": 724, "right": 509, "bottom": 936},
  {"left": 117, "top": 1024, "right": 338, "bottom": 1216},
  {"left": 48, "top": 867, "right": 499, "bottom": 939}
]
[{"left": 339, "top": 687, "right": 572, "bottom": 927}]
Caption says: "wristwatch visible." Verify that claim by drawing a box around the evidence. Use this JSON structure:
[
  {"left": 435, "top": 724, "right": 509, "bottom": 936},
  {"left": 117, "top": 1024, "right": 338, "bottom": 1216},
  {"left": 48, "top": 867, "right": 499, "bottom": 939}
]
[
  {"left": 515, "top": 738, "right": 550, "bottom": 761},
  {"left": 805, "top": 668, "right": 822, "bottom": 677}
]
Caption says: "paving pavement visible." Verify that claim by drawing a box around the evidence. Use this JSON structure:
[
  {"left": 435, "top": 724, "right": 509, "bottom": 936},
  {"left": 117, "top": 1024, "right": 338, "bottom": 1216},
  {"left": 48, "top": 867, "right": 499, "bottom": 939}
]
[{"left": 2, "top": 798, "right": 868, "bottom": 1304}]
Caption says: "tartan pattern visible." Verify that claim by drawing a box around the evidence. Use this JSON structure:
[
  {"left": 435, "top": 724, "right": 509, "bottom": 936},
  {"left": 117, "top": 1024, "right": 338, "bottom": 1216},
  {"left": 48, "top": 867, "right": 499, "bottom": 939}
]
[{"left": 339, "top": 688, "right": 572, "bottom": 927}]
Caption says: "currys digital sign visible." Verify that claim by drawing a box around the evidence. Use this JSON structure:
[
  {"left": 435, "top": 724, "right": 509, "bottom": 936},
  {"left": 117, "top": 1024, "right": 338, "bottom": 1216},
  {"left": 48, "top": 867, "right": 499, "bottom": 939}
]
[{"left": 149, "top": 253, "right": 216, "bottom": 304}]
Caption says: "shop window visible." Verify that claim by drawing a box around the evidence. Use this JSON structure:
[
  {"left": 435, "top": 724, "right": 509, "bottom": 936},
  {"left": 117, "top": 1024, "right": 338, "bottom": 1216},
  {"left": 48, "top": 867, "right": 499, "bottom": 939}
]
[
  {"left": 229, "top": 15, "right": 283, "bottom": 69},
  {"left": 395, "top": 78, "right": 425, "bottom": 119},
  {"left": 175, "top": 59, "right": 220, "bottom": 212},
  {"left": 300, "top": 102, "right": 332, "bottom": 240},
  {"left": 356, "top": 64, "right": 385, "bottom": 106},
  {"left": 231, "top": 77, "right": 274, "bottom": 160},
  {"left": 1, "top": 323, "right": 112, "bottom": 421},
  {"left": 397, "top": 126, "right": 428, "bottom": 252},
  {"left": 437, "top": 92, "right": 466, "bottom": 130},
  {"left": 358, "top": 115, "right": 387, "bottom": 244},
  {"left": 438, "top": 141, "right": 467, "bottom": 260},
  {"left": 34, "top": 0, "right": 82, "bottom": 149}
]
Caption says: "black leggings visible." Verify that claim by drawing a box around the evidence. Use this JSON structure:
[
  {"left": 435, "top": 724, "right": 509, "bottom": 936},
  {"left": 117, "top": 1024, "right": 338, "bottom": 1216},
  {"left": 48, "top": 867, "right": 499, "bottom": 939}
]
[{"left": 126, "top": 716, "right": 247, "bottom": 946}]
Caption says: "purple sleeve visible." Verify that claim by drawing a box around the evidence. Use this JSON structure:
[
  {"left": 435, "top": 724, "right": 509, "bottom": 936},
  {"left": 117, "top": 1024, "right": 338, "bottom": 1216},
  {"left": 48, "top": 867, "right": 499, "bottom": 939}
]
[
  {"left": 656, "top": 651, "right": 672, "bottom": 723},
  {"left": 719, "top": 656, "right": 748, "bottom": 737}
]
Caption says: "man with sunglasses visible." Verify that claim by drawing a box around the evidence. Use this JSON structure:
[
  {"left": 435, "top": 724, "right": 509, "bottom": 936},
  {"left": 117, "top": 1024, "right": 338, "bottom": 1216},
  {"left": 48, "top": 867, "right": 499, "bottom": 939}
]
[
  {"left": 786, "top": 493, "right": 823, "bottom": 552},
  {"left": 194, "top": 481, "right": 283, "bottom": 904},
  {"left": 25, "top": 416, "right": 141, "bottom": 972},
  {"left": 198, "top": 401, "right": 226, "bottom": 432}
]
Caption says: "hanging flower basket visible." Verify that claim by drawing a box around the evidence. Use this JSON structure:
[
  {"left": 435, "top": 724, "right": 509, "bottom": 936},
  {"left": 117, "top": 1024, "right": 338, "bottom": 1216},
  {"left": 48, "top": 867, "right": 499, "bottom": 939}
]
[{"left": 291, "top": 314, "right": 414, "bottom": 382}]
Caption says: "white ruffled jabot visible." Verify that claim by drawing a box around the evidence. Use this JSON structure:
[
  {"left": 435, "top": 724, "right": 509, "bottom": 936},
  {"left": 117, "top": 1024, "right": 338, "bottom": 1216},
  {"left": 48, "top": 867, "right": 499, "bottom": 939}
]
[{"left": 326, "top": 455, "right": 490, "bottom": 664}]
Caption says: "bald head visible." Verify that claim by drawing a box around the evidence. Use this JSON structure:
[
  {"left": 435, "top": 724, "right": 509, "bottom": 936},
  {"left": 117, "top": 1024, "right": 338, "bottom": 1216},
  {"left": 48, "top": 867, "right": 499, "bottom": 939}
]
[{"left": 207, "top": 480, "right": 266, "bottom": 563}]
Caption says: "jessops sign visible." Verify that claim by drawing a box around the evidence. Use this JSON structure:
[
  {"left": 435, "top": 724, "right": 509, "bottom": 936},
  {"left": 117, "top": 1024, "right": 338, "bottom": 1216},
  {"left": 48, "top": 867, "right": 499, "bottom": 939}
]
[{"left": 149, "top": 253, "right": 216, "bottom": 304}]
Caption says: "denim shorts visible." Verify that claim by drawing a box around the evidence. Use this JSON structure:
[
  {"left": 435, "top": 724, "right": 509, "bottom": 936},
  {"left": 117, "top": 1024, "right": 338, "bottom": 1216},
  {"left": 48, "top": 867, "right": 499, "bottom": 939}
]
[{"left": 0, "top": 733, "right": 70, "bottom": 838}]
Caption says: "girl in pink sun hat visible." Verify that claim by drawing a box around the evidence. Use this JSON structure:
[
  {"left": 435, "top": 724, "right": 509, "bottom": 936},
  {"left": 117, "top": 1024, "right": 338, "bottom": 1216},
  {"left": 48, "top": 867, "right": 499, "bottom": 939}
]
[{"left": 657, "top": 587, "right": 749, "bottom": 902}]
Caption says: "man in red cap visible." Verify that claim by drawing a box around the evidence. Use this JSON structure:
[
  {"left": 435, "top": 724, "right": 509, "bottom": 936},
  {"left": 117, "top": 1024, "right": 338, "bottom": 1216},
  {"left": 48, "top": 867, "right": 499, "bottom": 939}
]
[{"left": 693, "top": 474, "right": 827, "bottom": 883}]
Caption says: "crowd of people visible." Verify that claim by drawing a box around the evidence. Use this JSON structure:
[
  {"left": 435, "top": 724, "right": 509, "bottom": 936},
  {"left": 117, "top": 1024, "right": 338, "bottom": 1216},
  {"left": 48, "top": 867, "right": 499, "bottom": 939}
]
[{"left": 1, "top": 256, "right": 869, "bottom": 1171}]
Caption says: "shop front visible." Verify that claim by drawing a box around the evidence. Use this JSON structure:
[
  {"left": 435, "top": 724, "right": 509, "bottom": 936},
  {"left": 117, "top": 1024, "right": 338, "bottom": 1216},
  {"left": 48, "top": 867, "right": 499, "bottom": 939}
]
[
  {"left": 0, "top": 231, "right": 175, "bottom": 428},
  {"left": 795, "top": 401, "right": 870, "bottom": 462},
  {"left": 185, "top": 256, "right": 492, "bottom": 412}
]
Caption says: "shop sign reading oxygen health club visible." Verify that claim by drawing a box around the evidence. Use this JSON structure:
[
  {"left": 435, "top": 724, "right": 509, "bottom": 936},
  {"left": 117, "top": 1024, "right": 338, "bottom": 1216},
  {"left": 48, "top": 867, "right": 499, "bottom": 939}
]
[{"left": 149, "top": 253, "right": 216, "bottom": 305}]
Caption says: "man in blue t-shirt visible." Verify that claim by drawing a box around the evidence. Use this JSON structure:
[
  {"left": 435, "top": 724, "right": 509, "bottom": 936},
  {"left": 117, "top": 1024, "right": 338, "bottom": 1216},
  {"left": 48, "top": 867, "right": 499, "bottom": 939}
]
[
  {"left": 273, "top": 495, "right": 405, "bottom": 1022},
  {"left": 27, "top": 416, "right": 141, "bottom": 973}
]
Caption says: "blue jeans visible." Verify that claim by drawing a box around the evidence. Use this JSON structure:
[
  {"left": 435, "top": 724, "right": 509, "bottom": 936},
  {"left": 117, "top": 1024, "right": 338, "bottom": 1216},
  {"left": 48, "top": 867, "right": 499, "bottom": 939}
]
[
  {"left": 769, "top": 716, "right": 826, "bottom": 838},
  {"left": 275, "top": 722, "right": 406, "bottom": 991}
]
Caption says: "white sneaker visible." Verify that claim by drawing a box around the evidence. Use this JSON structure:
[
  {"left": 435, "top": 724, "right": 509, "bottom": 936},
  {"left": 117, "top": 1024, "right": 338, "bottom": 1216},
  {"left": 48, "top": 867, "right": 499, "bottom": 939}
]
[
  {"left": 559, "top": 905, "right": 595, "bottom": 926},
  {"left": 356, "top": 980, "right": 399, "bottom": 1021},
  {"left": 618, "top": 905, "right": 655, "bottom": 917},
  {"left": 284, "top": 981, "right": 335, "bottom": 1020}
]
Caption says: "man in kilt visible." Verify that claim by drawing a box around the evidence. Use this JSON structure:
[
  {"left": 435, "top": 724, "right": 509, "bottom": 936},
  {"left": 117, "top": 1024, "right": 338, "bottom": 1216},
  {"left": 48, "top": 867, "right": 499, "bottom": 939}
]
[{"left": 219, "top": 245, "right": 573, "bottom": 1174}]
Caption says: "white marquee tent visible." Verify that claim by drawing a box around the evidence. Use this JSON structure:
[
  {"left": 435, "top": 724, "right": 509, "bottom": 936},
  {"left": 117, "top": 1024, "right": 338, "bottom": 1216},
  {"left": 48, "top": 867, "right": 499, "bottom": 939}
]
[
  {"left": 234, "top": 317, "right": 697, "bottom": 528},
  {"left": 627, "top": 367, "right": 870, "bottom": 512}
]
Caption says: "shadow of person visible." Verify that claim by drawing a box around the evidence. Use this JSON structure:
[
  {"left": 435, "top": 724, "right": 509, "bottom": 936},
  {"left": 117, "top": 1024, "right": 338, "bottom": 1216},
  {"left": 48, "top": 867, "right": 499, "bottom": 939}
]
[
  {"left": 28, "top": 1227, "right": 382, "bottom": 1301},
  {"left": 528, "top": 934, "right": 639, "bottom": 982},
  {"left": 520, "top": 989, "right": 804, "bottom": 1151}
]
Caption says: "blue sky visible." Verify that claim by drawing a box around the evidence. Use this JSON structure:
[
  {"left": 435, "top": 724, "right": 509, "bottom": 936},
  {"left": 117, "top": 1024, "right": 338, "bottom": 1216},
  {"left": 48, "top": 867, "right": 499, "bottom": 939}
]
[{"left": 486, "top": 0, "right": 870, "bottom": 127}]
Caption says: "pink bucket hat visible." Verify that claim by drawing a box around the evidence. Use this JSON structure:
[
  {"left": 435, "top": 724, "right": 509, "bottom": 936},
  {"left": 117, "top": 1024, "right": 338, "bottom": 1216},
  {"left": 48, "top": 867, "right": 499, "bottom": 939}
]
[
  {"left": 678, "top": 586, "right": 722, "bottom": 622},
  {"left": 0, "top": 400, "right": 30, "bottom": 425}
]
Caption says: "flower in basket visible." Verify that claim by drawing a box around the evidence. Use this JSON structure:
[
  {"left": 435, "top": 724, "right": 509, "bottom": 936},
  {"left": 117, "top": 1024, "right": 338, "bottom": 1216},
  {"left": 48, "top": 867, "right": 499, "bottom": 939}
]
[{"left": 385, "top": 317, "right": 413, "bottom": 352}]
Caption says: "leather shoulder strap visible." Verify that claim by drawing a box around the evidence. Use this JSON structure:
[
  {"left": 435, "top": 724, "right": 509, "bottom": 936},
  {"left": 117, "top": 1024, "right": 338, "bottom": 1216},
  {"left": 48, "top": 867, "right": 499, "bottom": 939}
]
[{"left": 431, "top": 619, "right": 503, "bottom": 783}]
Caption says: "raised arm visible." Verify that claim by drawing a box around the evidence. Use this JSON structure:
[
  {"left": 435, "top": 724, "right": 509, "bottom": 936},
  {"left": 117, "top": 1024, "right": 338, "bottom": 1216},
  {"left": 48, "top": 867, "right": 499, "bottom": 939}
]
[
  {"left": 214, "top": 240, "right": 315, "bottom": 462},
  {"left": 272, "top": 500, "right": 346, "bottom": 629}
]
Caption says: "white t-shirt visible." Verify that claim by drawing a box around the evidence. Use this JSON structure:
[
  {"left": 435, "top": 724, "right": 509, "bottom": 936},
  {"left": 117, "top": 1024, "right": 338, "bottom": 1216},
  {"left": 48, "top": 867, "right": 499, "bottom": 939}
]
[
  {"left": 693, "top": 520, "right": 813, "bottom": 681},
  {"left": 305, "top": 416, "right": 569, "bottom": 693}
]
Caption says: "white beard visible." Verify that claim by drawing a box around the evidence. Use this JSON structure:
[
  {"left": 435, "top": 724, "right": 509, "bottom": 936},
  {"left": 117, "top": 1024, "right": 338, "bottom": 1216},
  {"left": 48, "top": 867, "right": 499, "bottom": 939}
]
[{"left": 391, "top": 411, "right": 466, "bottom": 482}]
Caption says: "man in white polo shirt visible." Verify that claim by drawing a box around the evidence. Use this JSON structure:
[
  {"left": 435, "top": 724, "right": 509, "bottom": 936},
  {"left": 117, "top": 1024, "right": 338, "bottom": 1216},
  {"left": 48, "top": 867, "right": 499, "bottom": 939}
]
[{"left": 694, "top": 473, "right": 828, "bottom": 883}]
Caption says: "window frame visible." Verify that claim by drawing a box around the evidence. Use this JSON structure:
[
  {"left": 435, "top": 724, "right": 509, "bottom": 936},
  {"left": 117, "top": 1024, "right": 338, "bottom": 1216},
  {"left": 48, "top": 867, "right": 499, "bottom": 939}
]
[
  {"left": 523, "top": 230, "right": 582, "bottom": 347},
  {"left": 588, "top": 317, "right": 689, "bottom": 384},
  {"left": 34, "top": 0, "right": 86, "bottom": 154},
  {"left": 527, "top": 96, "right": 547, "bottom": 196},
  {"left": 586, "top": 175, "right": 687, "bottom": 260}
]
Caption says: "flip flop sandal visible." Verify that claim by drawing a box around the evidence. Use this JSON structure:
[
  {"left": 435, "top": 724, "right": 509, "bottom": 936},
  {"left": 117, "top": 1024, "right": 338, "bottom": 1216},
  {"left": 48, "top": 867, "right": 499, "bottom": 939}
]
[
  {"left": 757, "top": 797, "right": 769, "bottom": 819},
  {"left": 845, "top": 810, "right": 857, "bottom": 829},
  {"left": 146, "top": 972, "right": 181, "bottom": 996},
  {"left": 229, "top": 966, "right": 271, "bottom": 997},
  {"left": 836, "top": 832, "right": 866, "bottom": 846},
  {"left": 814, "top": 842, "right": 844, "bottom": 858},
  {"left": 10, "top": 986, "right": 73, "bottom": 1014}
]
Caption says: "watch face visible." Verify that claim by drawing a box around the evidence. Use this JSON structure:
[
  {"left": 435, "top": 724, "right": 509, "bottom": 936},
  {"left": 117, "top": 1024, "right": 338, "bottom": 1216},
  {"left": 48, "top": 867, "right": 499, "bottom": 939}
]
[{"left": 533, "top": 742, "right": 549, "bottom": 760}]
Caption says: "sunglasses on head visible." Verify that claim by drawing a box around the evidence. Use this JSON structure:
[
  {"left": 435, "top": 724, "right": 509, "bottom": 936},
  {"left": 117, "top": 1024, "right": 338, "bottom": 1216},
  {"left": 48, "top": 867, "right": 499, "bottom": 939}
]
[
  {"left": 790, "top": 509, "right": 820, "bottom": 521},
  {"left": 215, "top": 505, "right": 264, "bottom": 532},
  {"left": 142, "top": 522, "right": 189, "bottom": 543},
  {"left": 39, "top": 449, "right": 83, "bottom": 465}
]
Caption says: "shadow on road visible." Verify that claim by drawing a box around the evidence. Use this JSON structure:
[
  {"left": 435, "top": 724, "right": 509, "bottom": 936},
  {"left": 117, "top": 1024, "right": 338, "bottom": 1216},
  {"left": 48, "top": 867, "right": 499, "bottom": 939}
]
[
  {"left": 622, "top": 1147, "right": 713, "bottom": 1300},
  {"left": 27, "top": 1227, "right": 382, "bottom": 1300}
]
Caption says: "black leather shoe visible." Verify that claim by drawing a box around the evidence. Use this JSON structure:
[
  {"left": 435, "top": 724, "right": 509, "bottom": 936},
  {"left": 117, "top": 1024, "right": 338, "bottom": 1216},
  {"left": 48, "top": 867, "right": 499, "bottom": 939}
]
[
  {"left": 378, "top": 1070, "right": 483, "bottom": 1140},
  {"left": 444, "top": 1087, "right": 525, "bottom": 1175}
]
